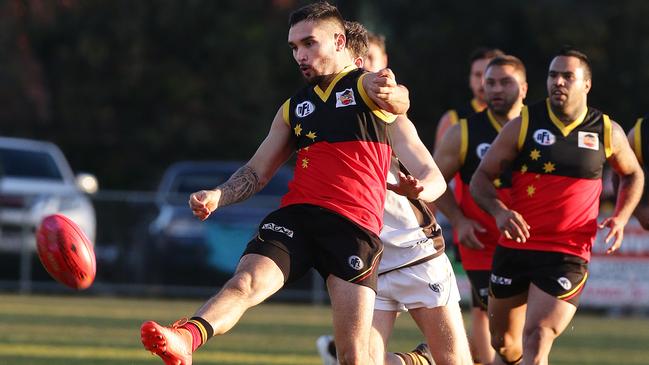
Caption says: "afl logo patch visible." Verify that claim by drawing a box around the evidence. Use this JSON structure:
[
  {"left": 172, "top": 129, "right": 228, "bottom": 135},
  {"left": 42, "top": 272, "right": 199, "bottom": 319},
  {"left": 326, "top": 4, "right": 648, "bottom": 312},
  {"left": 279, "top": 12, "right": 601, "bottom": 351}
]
[
  {"left": 295, "top": 101, "right": 315, "bottom": 118},
  {"left": 533, "top": 129, "right": 556, "bottom": 146},
  {"left": 348, "top": 255, "right": 363, "bottom": 270},
  {"left": 476, "top": 143, "right": 491, "bottom": 159},
  {"left": 557, "top": 277, "right": 572, "bottom": 291}
]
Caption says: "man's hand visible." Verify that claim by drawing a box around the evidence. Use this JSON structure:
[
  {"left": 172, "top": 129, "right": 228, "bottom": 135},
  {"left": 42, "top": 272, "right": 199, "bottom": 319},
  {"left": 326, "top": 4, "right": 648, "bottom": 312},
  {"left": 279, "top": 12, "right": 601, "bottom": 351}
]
[
  {"left": 455, "top": 217, "right": 486, "bottom": 250},
  {"left": 363, "top": 68, "right": 409, "bottom": 115},
  {"left": 598, "top": 216, "right": 626, "bottom": 254},
  {"left": 494, "top": 208, "right": 530, "bottom": 243},
  {"left": 189, "top": 189, "right": 221, "bottom": 221},
  {"left": 387, "top": 171, "right": 424, "bottom": 199}
]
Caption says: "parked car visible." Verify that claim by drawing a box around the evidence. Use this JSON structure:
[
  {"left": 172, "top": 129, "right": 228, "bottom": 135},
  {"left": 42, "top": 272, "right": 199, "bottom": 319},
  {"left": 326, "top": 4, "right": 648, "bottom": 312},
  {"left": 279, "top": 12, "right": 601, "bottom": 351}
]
[
  {"left": 0, "top": 136, "right": 97, "bottom": 254},
  {"left": 145, "top": 161, "right": 293, "bottom": 285}
]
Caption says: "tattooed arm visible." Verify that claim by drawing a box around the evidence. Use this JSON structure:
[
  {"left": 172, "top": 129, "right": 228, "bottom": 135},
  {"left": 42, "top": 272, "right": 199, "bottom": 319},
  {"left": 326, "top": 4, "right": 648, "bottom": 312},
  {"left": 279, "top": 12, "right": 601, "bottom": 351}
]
[
  {"left": 189, "top": 106, "right": 294, "bottom": 221},
  {"left": 470, "top": 116, "right": 530, "bottom": 243}
]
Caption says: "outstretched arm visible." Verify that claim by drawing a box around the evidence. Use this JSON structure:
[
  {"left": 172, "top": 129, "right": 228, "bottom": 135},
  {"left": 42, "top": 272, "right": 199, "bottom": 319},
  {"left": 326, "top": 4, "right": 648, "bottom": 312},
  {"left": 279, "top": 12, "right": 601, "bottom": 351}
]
[
  {"left": 389, "top": 115, "right": 446, "bottom": 203},
  {"left": 361, "top": 68, "right": 410, "bottom": 115},
  {"left": 470, "top": 117, "right": 530, "bottom": 243},
  {"left": 600, "top": 121, "right": 644, "bottom": 252},
  {"left": 189, "top": 106, "right": 294, "bottom": 220}
]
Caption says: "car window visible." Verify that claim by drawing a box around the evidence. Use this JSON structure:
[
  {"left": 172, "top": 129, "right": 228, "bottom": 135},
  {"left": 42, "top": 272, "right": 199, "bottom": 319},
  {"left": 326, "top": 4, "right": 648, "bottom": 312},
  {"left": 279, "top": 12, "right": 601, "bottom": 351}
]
[{"left": 0, "top": 147, "right": 63, "bottom": 181}]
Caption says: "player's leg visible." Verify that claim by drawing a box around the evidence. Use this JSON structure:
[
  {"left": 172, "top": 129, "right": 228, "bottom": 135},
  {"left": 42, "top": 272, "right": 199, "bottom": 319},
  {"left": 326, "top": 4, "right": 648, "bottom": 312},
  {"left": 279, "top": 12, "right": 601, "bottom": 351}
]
[
  {"left": 488, "top": 294, "right": 527, "bottom": 365},
  {"left": 141, "top": 253, "right": 285, "bottom": 365},
  {"left": 328, "top": 275, "right": 377, "bottom": 365},
  {"left": 489, "top": 246, "right": 530, "bottom": 365},
  {"left": 521, "top": 252, "right": 587, "bottom": 365},
  {"left": 370, "top": 309, "right": 399, "bottom": 365},
  {"left": 465, "top": 270, "right": 495, "bottom": 365},
  {"left": 521, "top": 285, "right": 577, "bottom": 365},
  {"left": 410, "top": 303, "right": 472, "bottom": 365}
]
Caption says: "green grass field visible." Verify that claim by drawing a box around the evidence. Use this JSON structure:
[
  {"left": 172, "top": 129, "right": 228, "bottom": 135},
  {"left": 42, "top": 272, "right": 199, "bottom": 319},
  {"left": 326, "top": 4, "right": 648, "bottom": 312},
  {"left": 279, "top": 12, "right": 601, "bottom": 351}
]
[{"left": 0, "top": 293, "right": 647, "bottom": 365}]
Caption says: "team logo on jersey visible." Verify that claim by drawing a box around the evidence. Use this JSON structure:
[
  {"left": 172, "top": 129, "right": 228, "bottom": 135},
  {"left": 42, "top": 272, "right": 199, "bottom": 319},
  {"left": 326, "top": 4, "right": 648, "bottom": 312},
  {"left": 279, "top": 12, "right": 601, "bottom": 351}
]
[
  {"left": 348, "top": 255, "right": 364, "bottom": 270},
  {"left": 578, "top": 131, "right": 599, "bottom": 150},
  {"left": 335, "top": 88, "right": 357, "bottom": 108},
  {"left": 428, "top": 282, "right": 443, "bottom": 293},
  {"left": 533, "top": 129, "right": 556, "bottom": 146},
  {"left": 476, "top": 143, "right": 491, "bottom": 159},
  {"left": 261, "top": 223, "right": 294, "bottom": 238},
  {"left": 557, "top": 277, "right": 572, "bottom": 290},
  {"left": 295, "top": 101, "right": 315, "bottom": 118},
  {"left": 490, "top": 274, "right": 512, "bottom": 285}
]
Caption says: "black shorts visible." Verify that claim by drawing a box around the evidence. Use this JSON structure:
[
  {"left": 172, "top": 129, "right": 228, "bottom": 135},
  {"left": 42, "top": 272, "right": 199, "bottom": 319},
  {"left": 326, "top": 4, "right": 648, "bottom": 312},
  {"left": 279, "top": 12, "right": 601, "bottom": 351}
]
[
  {"left": 466, "top": 270, "right": 490, "bottom": 310},
  {"left": 489, "top": 245, "right": 588, "bottom": 306},
  {"left": 242, "top": 204, "right": 383, "bottom": 291}
]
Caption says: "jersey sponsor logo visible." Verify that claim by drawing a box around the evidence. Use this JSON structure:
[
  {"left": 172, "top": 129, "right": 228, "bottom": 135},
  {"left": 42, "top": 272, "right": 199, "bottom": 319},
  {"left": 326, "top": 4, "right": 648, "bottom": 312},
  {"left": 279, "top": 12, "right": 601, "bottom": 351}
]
[
  {"left": 348, "top": 255, "right": 364, "bottom": 270},
  {"left": 335, "top": 88, "right": 357, "bottom": 108},
  {"left": 490, "top": 273, "right": 512, "bottom": 285},
  {"left": 428, "top": 282, "right": 443, "bottom": 293},
  {"left": 533, "top": 129, "right": 556, "bottom": 146},
  {"left": 557, "top": 277, "right": 572, "bottom": 290},
  {"left": 261, "top": 223, "right": 294, "bottom": 238},
  {"left": 295, "top": 101, "right": 315, "bottom": 118},
  {"left": 476, "top": 143, "right": 491, "bottom": 159},
  {"left": 578, "top": 131, "right": 599, "bottom": 150}
]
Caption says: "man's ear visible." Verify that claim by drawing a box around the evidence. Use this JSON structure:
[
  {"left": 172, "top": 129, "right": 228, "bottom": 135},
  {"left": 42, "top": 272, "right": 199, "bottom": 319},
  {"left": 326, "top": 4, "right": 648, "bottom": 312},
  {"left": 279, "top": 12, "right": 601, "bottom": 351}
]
[
  {"left": 335, "top": 32, "right": 346, "bottom": 52},
  {"left": 584, "top": 78, "right": 592, "bottom": 94}
]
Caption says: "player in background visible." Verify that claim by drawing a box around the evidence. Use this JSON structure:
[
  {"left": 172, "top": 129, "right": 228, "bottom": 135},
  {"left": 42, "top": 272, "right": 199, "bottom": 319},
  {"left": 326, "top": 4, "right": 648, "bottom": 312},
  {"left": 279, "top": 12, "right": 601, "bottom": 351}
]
[
  {"left": 470, "top": 47, "right": 643, "bottom": 365},
  {"left": 434, "top": 55, "right": 528, "bottom": 365}
]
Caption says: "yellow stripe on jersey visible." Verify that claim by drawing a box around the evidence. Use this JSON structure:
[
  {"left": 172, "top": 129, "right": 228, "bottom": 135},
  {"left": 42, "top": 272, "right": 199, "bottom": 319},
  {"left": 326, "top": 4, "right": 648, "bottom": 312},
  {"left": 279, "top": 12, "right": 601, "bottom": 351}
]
[
  {"left": 518, "top": 106, "right": 530, "bottom": 151},
  {"left": 546, "top": 98, "right": 587, "bottom": 137},
  {"left": 487, "top": 109, "right": 503, "bottom": 133},
  {"left": 448, "top": 110, "right": 459, "bottom": 125},
  {"left": 282, "top": 99, "right": 290, "bottom": 127},
  {"left": 557, "top": 271, "right": 588, "bottom": 300},
  {"left": 603, "top": 114, "right": 613, "bottom": 158},
  {"left": 314, "top": 64, "right": 357, "bottom": 102},
  {"left": 357, "top": 74, "right": 397, "bottom": 123},
  {"left": 634, "top": 117, "right": 644, "bottom": 165},
  {"left": 459, "top": 118, "right": 468, "bottom": 165}
]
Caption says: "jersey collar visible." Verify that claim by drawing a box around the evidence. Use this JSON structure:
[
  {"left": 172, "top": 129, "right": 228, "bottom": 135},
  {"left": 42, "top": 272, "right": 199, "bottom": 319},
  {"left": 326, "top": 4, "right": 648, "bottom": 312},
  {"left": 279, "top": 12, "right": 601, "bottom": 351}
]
[
  {"left": 314, "top": 64, "right": 357, "bottom": 102},
  {"left": 545, "top": 98, "right": 588, "bottom": 137}
]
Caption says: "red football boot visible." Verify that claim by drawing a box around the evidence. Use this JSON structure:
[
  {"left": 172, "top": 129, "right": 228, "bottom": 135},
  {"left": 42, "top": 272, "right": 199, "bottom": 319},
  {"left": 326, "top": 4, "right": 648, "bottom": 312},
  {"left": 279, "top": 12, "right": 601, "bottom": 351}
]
[{"left": 141, "top": 319, "right": 193, "bottom": 365}]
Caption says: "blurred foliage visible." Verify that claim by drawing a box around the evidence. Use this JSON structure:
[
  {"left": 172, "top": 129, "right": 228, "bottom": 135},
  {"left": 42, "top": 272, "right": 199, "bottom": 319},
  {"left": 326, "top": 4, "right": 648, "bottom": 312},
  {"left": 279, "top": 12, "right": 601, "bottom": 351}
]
[{"left": 1, "top": 0, "right": 649, "bottom": 188}]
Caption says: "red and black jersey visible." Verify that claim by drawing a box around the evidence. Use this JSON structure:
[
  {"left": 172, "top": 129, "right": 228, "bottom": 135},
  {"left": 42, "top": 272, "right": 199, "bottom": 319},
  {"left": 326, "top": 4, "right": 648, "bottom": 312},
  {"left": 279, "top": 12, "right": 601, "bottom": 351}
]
[
  {"left": 280, "top": 65, "right": 396, "bottom": 235},
  {"left": 455, "top": 109, "right": 512, "bottom": 270},
  {"left": 505, "top": 99, "right": 613, "bottom": 261},
  {"left": 447, "top": 99, "right": 486, "bottom": 224}
]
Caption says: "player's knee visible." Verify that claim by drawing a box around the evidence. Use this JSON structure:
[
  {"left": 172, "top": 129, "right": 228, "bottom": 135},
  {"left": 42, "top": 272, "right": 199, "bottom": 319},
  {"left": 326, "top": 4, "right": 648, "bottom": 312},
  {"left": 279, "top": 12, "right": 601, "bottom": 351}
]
[
  {"left": 523, "top": 325, "right": 558, "bottom": 349},
  {"left": 492, "top": 334, "right": 522, "bottom": 364}
]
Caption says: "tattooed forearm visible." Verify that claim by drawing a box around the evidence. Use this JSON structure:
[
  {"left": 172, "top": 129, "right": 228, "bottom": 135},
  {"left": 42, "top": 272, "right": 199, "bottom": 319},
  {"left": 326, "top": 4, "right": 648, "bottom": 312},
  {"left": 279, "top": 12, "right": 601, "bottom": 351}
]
[{"left": 216, "top": 165, "right": 262, "bottom": 208}]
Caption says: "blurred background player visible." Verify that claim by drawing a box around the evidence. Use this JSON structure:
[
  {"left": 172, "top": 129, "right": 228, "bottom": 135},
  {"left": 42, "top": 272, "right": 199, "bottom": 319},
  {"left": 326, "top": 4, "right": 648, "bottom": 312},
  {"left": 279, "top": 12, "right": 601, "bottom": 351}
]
[
  {"left": 626, "top": 115, "right": 649, "bottom": 229},
  {"left": 433, "top": 55, "right": 528, "bottom": 365},
  {"left": 317, "top": 21, "right": 472, "bottom": 365},
  {"left": 470, "top": 47, "right": 643, "bottom": 365},
  {"left": 434, "top": 47, "right": 505, "bottom": 146}
]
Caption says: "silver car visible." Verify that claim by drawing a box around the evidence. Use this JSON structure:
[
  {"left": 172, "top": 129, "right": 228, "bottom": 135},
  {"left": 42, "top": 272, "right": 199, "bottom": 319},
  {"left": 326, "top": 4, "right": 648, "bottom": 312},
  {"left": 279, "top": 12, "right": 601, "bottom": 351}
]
[{"left": 0, "top": 136, "right": 97, "bottom": 253}]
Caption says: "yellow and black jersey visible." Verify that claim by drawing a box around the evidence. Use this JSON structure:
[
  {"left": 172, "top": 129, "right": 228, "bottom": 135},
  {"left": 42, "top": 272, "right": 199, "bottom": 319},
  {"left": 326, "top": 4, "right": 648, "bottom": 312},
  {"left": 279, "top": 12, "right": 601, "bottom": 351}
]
[
  {"left": 280, "top": 65, "right": 396, "bottom": 235},
  {"left": 447, "top": 98, "right": 485, "bottom": 126}
]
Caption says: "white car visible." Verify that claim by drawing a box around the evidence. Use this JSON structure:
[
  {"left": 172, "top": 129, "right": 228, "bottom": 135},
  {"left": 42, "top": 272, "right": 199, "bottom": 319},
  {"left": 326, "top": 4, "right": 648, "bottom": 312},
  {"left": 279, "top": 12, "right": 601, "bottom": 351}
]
[{"left": 0, "top": 136, "right": 97, "bottom": 253}]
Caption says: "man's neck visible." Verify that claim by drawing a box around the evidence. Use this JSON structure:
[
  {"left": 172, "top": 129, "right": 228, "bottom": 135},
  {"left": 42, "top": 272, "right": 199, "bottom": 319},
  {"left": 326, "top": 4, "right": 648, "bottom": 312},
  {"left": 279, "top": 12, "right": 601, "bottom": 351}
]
[
  {"left": 550, "top": 101, "right": 587, "bottom": 125},
  {"left": 490, "top": 103, "right": 523, "bottom": 126},
  {"left": 317, "top": 64, "right": 355, "bottom": 90}
]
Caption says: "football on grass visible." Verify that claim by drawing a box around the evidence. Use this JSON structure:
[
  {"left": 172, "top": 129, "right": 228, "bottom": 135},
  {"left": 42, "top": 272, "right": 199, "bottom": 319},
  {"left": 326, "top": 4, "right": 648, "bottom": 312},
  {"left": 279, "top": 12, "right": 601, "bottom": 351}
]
[{"left": 36, "top": 214, "right": 96, "bottom": 290}]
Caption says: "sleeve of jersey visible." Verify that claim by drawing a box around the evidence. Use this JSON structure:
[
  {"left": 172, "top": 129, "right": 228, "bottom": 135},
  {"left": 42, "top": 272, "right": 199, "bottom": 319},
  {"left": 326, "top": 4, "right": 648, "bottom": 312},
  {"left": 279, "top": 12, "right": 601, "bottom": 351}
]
[
  {"left": 603, "top": 114, "right": 613, "bottom": 158},
  {"left": 459, "top": 118, "right": 468, "bottom": 165},
  {"left": 356, "top": 74, "right": 398, "bottom": 124},
  {"left": 518, "top": 106, "right": 530, "bottom": 152},
  {"left": 282, "top": 98, "right": 291, "bottom": 127}
]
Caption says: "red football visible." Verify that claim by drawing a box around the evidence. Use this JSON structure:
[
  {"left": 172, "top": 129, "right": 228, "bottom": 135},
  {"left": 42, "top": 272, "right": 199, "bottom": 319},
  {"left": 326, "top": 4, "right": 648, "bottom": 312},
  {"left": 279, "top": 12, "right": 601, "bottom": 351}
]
[{"left": 36, "top": 214, "right": 96, "bottom": 290}]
